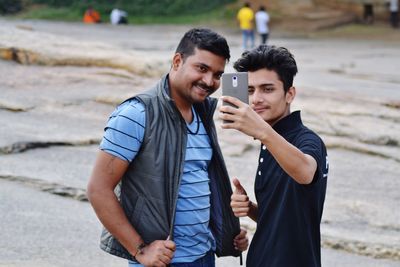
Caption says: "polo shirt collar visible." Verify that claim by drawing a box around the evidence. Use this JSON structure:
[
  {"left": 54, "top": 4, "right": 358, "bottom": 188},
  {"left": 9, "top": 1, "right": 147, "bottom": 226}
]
[{"left": 272, "top": 111, "right": 303, "bottom": 135}]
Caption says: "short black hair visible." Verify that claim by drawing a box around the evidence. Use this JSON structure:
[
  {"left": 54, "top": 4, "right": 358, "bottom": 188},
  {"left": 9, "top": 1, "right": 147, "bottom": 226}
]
[
  {"left": 234, "top": 45, "right": 298, "bottom": 92},
  {"left": 175, "top": 28, "right": 230, "bottom": 62}
]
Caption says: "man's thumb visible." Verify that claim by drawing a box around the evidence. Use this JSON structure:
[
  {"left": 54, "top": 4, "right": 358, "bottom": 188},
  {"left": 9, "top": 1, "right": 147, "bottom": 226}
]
[{"left": 233, "top": 178, "right": 246, "bottom": 195}]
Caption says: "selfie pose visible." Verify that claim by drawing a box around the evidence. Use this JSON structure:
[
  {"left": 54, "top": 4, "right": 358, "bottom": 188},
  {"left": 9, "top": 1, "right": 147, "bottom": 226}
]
[
  {"left": 87, "top": 28, "right": 248, "bottom": 267},
  {"left": 219, "top": 45, "right": 328, "bottom": 267}
]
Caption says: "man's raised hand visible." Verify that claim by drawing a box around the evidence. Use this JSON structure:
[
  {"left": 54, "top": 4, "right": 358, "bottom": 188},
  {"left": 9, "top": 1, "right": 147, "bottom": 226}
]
[{"left": 231, "top": 178, "right": 251, "bottom": 217}]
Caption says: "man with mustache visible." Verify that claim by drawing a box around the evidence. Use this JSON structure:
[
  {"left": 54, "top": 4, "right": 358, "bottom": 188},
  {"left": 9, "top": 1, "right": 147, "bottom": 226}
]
[
  {"left": 219, "top": 45, "right": 328, "bottom": 267},
  {"left": 87, "top": 28, "right": 248, "bottom": 267}
]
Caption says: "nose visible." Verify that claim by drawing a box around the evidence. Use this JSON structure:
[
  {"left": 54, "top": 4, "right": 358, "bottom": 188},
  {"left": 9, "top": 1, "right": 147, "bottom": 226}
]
[
  {"left": 202, "top": 72, "right": 214, "bottom": 87},
  {"left": 251, "top": 89, "right": 263, "bottom": 105}
]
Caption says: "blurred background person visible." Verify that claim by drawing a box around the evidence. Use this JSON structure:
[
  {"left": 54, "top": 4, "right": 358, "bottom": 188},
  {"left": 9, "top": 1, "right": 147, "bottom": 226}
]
[
  {"left": 389, "top": 0, "right": 399, "bottom": 28},
  {"left": 110, "top": 8, "right": 128, "bottom": 25},
  {"left": 363, "top": 1, "right": 374, "bottom": 24},
  {"left": 255, "top": 5, "right": 270, "bottom": 45},
  {"left": 237, "top": 2, "right": 254, "bottom": 50},
  {"left": 83, "top": 5, "right": 101, "bottom": 24}
]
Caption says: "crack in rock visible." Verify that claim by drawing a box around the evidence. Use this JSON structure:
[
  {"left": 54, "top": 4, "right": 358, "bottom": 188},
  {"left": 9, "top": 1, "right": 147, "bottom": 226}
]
[
  {"left": 383, "top": 101, "right": 400, "bottom": 109},
  {"left": 0, "top": 102, "right": 32, "bottom": 112},
  {"left": 322, "top": 236, "right": 400, "bottom": 261},
  {"left": 0, "top": 139, "right": 100, "bottom": 154},
  {"left": 324, "top": 140, "right": 400, "bottom": 163},
  {"left": 0, "top": 47, "right": 39, "bottom": 64},
  {"left": 0, "top": 42, "right": 168, "bottom": 77},
  {"left": 0, "top": 174, "right": 87, "bottom": 201}
]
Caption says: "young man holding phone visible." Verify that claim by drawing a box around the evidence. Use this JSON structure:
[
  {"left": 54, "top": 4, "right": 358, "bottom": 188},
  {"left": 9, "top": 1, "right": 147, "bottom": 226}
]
[{"left": 219, "top": 45, "right": 328, "bottom": 267}]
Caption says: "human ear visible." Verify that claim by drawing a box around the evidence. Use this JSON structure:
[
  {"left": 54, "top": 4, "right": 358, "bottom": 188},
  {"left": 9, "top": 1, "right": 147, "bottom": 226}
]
[
  {"left": 172, "top": 53, "right": 183, "bottom": 70},
  {"left": 286, "top": 86, "right": 296, "bottom": 104}
]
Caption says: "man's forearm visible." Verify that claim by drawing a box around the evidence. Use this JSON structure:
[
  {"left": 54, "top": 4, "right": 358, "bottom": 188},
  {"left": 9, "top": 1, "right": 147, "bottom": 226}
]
[
  {"left": 259, "top": 126, "right": 316, "bottom": 184},
  {"left": 89, "top": 189, "right": 143, "bottom": 256}
]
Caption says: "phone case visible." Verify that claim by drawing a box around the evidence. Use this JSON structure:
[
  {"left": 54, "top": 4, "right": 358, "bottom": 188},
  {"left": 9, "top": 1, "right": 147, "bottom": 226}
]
[{"left": 221, "top": 72, "right": 248, "bottom": 107}]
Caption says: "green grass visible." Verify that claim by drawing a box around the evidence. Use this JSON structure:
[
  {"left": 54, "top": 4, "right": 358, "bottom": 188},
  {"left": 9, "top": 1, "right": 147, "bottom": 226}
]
[
  {"left": 13, "top": 4, "right": 239, "bottom": 26},
  {"left": 129, "top": 7, "right": 237, "bottom": 26},
  {"left": 15, "top": 5, "right": 83, "bottom": 21}
]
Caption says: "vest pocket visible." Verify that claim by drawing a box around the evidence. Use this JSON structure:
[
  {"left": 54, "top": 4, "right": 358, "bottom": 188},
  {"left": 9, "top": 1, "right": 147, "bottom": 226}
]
[
  {"left": 127, "top": 196, "right": 169, "bottom": 243},
  {"left": 129, "top": 195, "right": 145, "bottom": 226}
]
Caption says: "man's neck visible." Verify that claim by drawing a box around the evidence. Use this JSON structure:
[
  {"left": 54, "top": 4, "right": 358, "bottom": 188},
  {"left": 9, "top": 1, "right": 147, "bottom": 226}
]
[
  {"left": 269, "top": 108, "right": 291, "bottom": 127},
  {"left": 170, "top": 90, "right": 193, "bottom": 123}
]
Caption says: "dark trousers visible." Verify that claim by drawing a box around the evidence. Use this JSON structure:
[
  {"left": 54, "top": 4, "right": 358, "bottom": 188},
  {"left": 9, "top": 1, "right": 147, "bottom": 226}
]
[
  {"left": 363, "top": 4, "right": 374, "bottom": 24},
  {"left": 390, "top": 11, "right": 399, "bottom": 28},
  {"left": 170, "top": 251, "right": 215, "bottom": 267},
  {"left": 260, "top": 33, "right": 269, "bottom": 44},
  {"left": 118, "top": 17, "right": 128, "bottom": 24}
]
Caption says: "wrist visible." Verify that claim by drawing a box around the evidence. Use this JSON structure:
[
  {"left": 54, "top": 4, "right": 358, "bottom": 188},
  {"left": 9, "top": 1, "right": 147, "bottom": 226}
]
[
  {"left": 248, "top": 200, "right": 253, "bottom": 209},
  {"left": 249, "top": 201, "right": 258, "bottom": 220},
  {"left": 133, "top": 242, "right": 147, "bottom": 258},
  {"left": 256, "top": 124, "right": 270, "bottom": 143}
]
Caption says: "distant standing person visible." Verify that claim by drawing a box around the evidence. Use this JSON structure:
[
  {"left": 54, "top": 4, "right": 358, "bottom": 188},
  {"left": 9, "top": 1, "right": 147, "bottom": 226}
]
[
  {"left": 255, "top": 5, "right": 270, "bottom": 45},
  {"left": 110, "top": 8, "right": 128, "bottom": 25},
  {"left": 83, "top": 5, "right": 101, "bottom": 24},
  {"left": 237, "top": 2, "right": 255, "bottom": 50},
  {"left": 389, "top": 0, "right": 399, "bottom": 28},
  {"left": 363, "top": 2, "right": 374, "bottom": 24},
  {"left": 219, "top": 45, "right": 329, "bottom": 267}
]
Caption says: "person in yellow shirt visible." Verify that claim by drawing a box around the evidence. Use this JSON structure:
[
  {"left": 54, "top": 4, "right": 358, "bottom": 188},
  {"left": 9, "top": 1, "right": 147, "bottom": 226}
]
[{"left": 237, "top": 2, "right": 255, "bottom": 50}]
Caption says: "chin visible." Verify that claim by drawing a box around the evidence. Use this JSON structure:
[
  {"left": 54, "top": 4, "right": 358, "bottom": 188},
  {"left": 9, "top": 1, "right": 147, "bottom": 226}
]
[
  {"left": 192, "top": 96, "right": 207, "bottom": 104},
  {"left": 257, "top": 111, "right": 270, "bottom": 121}
]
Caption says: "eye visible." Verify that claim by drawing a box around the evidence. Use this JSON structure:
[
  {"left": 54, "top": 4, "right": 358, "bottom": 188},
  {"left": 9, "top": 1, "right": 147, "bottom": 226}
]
[
  {"left": 215, "top": 73, "right": 223, "bottom": 80},
  {"left": 197, "top": 65, "right": 207, "bottom": 72},
  {"left": 248, "top": 88, "right": 255, "bottom": 95},
  {"left": 263, "top": 87, "right": 273, "bottom": 92}
]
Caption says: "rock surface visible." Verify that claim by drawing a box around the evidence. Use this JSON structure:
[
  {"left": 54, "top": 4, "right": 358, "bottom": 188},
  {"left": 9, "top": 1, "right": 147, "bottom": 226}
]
[{"left": 0, "top": 19, "right": 399, "bottom": 266}]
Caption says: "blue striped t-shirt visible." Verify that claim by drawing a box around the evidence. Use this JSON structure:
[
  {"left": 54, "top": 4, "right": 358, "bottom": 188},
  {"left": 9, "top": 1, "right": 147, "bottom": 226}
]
[{"left": 100, "top": 98, "right": 216, "bottom": 264}]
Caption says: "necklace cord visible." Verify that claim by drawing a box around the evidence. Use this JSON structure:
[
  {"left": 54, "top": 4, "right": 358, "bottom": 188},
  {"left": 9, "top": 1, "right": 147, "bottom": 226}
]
[{"left": 186, "top": 110, "right": 200, "bottom": 135}]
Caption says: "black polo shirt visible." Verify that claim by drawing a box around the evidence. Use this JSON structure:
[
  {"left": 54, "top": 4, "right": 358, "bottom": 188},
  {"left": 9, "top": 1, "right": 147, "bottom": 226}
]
[{"left": 247, "top": 111, "right": 328, "bottom": 267}]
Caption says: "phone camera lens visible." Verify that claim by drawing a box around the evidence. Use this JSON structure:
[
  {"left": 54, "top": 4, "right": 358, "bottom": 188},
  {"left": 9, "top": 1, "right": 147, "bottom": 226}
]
[{"left": 233, "top": 76, "right": 237, "bottom": 80}]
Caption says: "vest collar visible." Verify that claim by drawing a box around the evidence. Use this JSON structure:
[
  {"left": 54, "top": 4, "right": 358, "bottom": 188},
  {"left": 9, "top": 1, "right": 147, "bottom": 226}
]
[{"left": 157, "top": 74, "right": 217, "bottom": 124}]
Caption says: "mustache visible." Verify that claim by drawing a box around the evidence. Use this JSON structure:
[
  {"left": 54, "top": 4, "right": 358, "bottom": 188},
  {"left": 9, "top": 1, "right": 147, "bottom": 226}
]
[{"left": 194, "top": 82, "right": 214, "bottom": 93}]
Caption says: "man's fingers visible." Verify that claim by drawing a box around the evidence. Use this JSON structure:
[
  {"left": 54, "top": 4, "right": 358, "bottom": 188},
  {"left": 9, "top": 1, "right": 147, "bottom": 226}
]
[
  {"left": 231, "top": 193, "right": 249, "bottom": 202},
  {"left": 232, "top": 205, "right": 250, "bottom": 217},
  {"left": 158, "top": 254, "right": 172, "bottom": 265},
  {"left": 236, "top": 229, "right": 247, "bottom": 238},
  {"left": 235, "top": 236, "right": 248, "bottom": 245},
  {"left": 234, "top": 229, "right": 247, "bottom": 240},
  {"left": 234, "top": 229, "right": 249, "bottom": 250},
  {"left": 221, "top": 96, "right": 245, "bottom": 108},
  {"left": 163, "top": 240, "right": 176, "bottom": 251},
  {"left": 232, "top": 207, "right": 250, "bottom": 213},
  {"left": 232, "top": 178, "right": 246, "bottom": 195}
]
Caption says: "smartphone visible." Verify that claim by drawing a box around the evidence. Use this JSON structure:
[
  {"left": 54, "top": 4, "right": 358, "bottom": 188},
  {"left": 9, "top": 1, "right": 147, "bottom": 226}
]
[
  {"left": 221, "top": 72, "right": 248, "bottom": 123},
  {"left": 221, "top": 72, "right": 249, "bottom": 107}
]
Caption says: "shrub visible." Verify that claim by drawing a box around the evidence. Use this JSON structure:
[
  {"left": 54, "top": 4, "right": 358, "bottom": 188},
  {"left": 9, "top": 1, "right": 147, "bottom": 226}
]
[{"left": 0, "top": 0, "right": 23, "bottom": 14}]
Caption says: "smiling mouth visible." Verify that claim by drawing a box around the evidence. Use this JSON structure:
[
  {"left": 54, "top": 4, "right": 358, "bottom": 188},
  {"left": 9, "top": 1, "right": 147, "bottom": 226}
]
[
  {"left": 254, "top": 107, "right": 268, "bottom": 113},
  {"left": 195, "top": 84, "right": 212, "bottom": 94}
]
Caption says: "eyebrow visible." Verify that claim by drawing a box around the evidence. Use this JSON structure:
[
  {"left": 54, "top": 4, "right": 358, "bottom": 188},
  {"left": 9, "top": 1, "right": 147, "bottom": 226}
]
[
  {"left": 249, "top": 83, "right": 275, "bottom": 88},
  {"left": 196, "top": 62, "right": 224, "bottom": 75},
  {"left": 215, "top": 70, "right": 224, "bottom": 76},
  {"left": 197, "top": 62, "right": 210, "bottom": 69}
]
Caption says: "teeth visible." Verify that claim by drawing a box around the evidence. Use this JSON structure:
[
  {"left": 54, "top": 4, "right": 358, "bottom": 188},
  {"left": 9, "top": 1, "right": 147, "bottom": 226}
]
[{"left": 197, "top": 86, "right": 208, "bottom": 92}]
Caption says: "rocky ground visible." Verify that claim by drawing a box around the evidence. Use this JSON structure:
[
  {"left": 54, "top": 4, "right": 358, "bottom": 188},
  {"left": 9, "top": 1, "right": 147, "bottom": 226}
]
[{"left": 0, "top": 18, "right": 399, "bottom": 266}]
